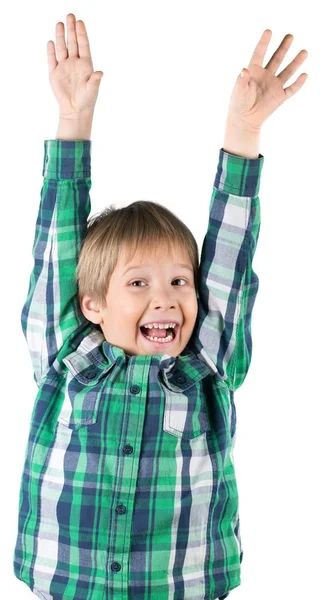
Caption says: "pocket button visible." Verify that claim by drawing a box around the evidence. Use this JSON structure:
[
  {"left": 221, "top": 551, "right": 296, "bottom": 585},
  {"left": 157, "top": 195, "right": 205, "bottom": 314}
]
[{"left": 85, "top": 371, "right": 97, "bottom": 380}]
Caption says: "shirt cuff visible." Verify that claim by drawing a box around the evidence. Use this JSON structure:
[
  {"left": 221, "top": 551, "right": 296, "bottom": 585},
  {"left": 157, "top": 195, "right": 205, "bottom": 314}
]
[
  {"left": 42, "top": 139, "right": 91, "bottom": 179},
  {"left": 215, "top": 147, "right": 264, "bottom": 197}
]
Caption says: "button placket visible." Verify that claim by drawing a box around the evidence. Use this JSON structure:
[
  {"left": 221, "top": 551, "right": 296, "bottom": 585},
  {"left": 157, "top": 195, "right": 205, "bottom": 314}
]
[
  {"left": 111, "top": 380, "right": 142, "bottom": 576},
  {"left": 121, "top": 384, "right": 141, "bottom": 455}
]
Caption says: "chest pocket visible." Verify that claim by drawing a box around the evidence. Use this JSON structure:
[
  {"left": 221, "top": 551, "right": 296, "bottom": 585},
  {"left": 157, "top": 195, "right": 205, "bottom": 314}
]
[
  {"left": 160, "top": 355, "right": 212, "bottom": 439},
  {"left": 58, "top": 351, "right": 114, "bottom": 430}
]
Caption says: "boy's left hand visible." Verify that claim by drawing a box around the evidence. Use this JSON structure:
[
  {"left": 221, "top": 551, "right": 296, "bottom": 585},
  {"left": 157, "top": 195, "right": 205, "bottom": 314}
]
[{"left": 226, "top": 29, "right": 308, "bottom": 133}]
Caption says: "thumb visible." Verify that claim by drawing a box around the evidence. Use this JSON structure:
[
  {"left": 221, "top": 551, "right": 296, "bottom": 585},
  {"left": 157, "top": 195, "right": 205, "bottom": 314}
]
[
  {"left": 89, "top": 71, "right": 104, "bottom": 85},
  {"left": 240, "top": 67, "right": 250, "bottom": 82}
]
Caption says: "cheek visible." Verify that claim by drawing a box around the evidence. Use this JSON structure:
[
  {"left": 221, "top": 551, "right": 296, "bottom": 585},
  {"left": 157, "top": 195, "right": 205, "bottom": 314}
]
[{"left": 189, "top": 295, "right": 199, "bottom": 316}]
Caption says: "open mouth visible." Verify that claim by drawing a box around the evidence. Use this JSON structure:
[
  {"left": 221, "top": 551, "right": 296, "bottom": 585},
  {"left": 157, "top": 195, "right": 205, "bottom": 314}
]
[{"left": 139, "top": 324, "right": 179, "bottom": 346}]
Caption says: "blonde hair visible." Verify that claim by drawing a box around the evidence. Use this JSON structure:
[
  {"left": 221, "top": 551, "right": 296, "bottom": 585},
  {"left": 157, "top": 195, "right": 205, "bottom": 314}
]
[{"left": 76, "top": 200, "right": 199, "bottom": 310}]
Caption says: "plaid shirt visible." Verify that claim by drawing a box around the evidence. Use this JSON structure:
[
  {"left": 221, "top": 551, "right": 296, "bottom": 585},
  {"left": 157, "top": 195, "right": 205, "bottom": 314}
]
[{"left": 13, "top": 140, "right": 264, "bottom": 600}]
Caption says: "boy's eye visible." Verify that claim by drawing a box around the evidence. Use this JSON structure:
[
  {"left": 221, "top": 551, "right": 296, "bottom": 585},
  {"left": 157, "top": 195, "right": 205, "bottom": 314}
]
[{"left": 130, "top": 278, "right": 187, "bottom": 287}]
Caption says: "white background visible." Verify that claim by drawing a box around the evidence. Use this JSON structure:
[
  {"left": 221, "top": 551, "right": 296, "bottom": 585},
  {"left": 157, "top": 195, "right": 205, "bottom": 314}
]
[{"left": 1, "top": 1, "right": 322, "bottom": 599}]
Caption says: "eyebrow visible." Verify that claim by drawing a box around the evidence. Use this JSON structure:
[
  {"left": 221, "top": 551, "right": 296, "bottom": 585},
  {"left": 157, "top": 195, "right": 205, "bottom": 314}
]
[{"left": 123, "top": 263, "right": 193, "bottom": 276}]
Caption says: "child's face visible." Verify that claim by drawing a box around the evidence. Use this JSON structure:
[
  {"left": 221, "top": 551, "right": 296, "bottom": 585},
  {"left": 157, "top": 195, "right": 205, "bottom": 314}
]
[{"left": 81, "top": 244, "right": 198, "bottom": 357}]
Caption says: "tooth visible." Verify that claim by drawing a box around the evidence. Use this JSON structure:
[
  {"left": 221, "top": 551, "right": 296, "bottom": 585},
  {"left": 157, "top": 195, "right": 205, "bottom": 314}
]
[{"left": 142, "top": 322, "right": 177, "bottom": 329}]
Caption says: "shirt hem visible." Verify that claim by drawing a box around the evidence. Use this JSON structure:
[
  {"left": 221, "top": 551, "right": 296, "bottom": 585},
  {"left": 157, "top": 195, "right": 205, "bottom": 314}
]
[
  {"left": 211, "top": 576, "right": 241, "bottom": 599},
  {"left": 15, "top": 569, "right": 241, "bottom": 600}
]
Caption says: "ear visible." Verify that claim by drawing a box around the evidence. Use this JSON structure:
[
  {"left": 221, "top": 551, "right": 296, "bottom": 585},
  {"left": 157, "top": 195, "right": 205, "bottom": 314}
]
[{"left": 80, "top": 295, "right": 104, "bottom": 324}]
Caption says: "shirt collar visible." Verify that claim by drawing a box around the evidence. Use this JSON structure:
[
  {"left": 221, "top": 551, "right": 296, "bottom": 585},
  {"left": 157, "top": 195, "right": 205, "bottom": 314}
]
[{"left": 62, "top": 323, "right": 212, "bottom": 391}]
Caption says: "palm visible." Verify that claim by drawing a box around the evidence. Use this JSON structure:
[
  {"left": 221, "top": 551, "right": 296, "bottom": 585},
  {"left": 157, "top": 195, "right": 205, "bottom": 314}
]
[
  {"left": 227, "top": 30, "right": 308, "bottom": 131},
  {"left": 49, "top": 56, "right": 95, "bottom": 115}
]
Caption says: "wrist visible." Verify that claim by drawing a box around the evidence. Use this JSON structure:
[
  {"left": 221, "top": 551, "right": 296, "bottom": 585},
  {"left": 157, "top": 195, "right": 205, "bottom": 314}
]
[
  {"left": 223, "top": 119, "right": 261, "bottom": 159},
  {"left": 56, "top": 113, "right": 93, "bottom": 141}
]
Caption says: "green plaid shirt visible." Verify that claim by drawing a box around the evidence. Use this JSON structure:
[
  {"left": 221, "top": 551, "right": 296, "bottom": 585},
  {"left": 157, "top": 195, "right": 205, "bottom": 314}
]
[{"left": 13, "top": 140, "right": 264, "bottom": 600}]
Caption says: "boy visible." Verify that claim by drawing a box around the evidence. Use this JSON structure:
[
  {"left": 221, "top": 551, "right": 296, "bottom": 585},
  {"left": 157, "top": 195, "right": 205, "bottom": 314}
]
[{"left": 13, "top": 13, "right": 308, "bottom": 600}]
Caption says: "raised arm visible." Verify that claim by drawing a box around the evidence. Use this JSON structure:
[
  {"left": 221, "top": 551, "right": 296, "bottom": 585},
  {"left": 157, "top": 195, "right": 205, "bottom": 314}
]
[
  {"left": 191, "top": 29, "right": 308, "bottom": 391},
  {"left": 21, "top": 14, "right": 104, "bottom": 386}
]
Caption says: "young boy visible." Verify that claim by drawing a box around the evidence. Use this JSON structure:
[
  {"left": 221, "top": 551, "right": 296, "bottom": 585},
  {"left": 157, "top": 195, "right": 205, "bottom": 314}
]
[{"left": 13, "top": 13, "right": 308, "bottom": 600}]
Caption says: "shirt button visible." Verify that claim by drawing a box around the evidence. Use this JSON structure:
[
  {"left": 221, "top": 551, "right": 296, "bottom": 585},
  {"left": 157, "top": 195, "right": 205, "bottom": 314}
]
[
  {"left": 116, "top": 504, "right": 126, "bottom": 515},
  {"left": 123, "top": 444, "right": 133, "bottom": 455},
  {"left": 130, "top": 384, "right": 140, "bottom": 394},
  {"left": 175, "top": 374, "right": 186, "bottom": 384},
  {"left": 85, "top": 371, "right": 96, "bottom": 380},
  {"left": 110, "top": 561, "right": 121, "bottom": 572}
]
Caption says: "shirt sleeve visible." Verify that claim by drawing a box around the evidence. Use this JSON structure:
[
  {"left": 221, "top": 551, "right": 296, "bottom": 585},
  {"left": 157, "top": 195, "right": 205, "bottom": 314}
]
[
  {"left": 191, "top": 147, "right": 264, "bottom": 392},
  {"left": 21, "top": 140, "right": 92, "bottom": 387}
]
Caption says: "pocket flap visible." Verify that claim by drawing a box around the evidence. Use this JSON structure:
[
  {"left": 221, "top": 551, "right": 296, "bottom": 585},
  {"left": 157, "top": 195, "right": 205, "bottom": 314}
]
[
  {"left": 160, "top": 352, "right": 212, "bottom": 392},
  {"left": 63, "top": 351, "right": 114, "bottom": 386}
]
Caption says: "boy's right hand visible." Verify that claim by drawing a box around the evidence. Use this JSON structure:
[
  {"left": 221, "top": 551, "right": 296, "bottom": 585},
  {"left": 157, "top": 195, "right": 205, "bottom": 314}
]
[{"left": 47, "top": 13, "right": 104, "bottom": 120}]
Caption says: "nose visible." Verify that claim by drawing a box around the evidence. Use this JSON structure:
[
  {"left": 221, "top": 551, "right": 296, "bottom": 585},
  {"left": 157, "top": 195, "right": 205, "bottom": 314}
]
[{"left": 149, "top": 286, "right": 178, "bottom": 308}]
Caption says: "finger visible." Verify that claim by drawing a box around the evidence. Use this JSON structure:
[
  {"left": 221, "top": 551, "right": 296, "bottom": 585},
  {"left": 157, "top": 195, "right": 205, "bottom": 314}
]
[
  {"left": 47, "top": 40, "right": 58, "bottom": 73},
  {"left": 264, "top": 33, "right": 294, "bottom": 74},
  {"left": 66, "top": 13, "right": 79, "bottom": 58},
  {"left": 283, "top": 72, "right": 308, "bottom": 101},
  {"left": 76, "top": 20, "right": 92, "bottom": 60},
  {"left": 55, "top": 21, "right": 68, "bottom": 62},
  {"left": 277, "top": 49, "right": 308, "bottom": 86},
  {"left": 248, "top": 29, "right": 273, "bottom": 68}
]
